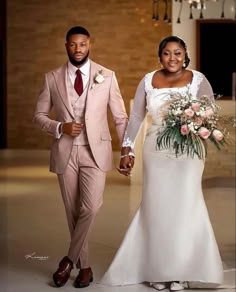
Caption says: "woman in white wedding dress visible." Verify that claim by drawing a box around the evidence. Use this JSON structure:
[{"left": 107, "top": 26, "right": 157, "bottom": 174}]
[{"left": 99, "top": 36, "right": 224, "bottom": 291}]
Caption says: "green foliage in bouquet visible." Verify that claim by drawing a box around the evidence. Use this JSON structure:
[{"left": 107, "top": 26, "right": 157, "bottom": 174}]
[{"left": 156, "top": 92, "right": 228, "bottom": 159}]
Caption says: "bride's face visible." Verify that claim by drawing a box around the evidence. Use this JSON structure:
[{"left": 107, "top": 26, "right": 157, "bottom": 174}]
[{"left": 160, "top": 41, "right": 186, "bottom": 73}]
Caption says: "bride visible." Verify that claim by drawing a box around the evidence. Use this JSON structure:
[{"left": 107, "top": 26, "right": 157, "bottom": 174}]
[{"left": 98, "top": 36, "right": 225, "bottom": 291}]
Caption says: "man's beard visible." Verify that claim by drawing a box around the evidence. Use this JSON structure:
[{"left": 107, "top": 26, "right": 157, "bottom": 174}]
[{"left": 68, "top": 50, "right": 89, "bottom": 67}]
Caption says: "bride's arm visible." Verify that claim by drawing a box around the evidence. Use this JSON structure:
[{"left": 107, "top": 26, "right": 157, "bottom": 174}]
[
  {"left": 118, "top": 77, "right": 147, "bottom": 175},
  {"left": 197, "top": 74, "right": 214, "bottom": 101}
]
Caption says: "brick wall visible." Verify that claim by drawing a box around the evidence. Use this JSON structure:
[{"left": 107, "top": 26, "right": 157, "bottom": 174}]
[{"left": 7, "top": 0, "right": 171, "bottom": 150}]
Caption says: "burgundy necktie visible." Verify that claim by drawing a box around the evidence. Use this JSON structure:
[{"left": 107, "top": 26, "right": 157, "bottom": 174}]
[{"left": 74, "top": 69, "right": 83, "bottom": 96}]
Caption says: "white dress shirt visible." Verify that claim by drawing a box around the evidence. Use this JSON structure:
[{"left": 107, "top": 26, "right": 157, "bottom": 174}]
[
  {"left": 56, "top": 60, "right": 91, "bottom": 138},
  {"left": 67, "top": 59, "right": 91, "bottom": 89}
]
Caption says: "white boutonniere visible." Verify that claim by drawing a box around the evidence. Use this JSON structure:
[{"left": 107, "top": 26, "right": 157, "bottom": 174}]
[{"left": 90, "top": 70, "right": 105, "bottom": 90}]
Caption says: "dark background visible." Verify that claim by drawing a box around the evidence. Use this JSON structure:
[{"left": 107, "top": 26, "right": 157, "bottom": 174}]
[
  {"left": 0, "top": 0, "right": 6, "bottom": 148},
  {"left": 197, "top": 20, "right": 236, "bottom": 99}
]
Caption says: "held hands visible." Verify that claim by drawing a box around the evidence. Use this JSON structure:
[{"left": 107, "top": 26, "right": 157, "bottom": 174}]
[
  {"left": 117, "top": 155, "right": 135, "bottom": 177},
  {"left": 62, "top": 122, "right": 84, "bottom": 137}
]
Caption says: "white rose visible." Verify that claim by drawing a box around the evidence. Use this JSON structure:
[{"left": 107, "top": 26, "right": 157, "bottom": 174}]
[
  {"left": 95, "top": 74, "right": 104, "bottom": 83},
  {"left": 188, "top": 122, "right": 195, "bottom": 132}
]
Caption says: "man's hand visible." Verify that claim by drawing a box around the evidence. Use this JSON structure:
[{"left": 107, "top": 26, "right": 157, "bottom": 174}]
[
  {"left": 117, "top": 156, "right": 135, "bottom": 177},
  {"left": 62, "top": 122, "right": 84, "bottom": 137}
]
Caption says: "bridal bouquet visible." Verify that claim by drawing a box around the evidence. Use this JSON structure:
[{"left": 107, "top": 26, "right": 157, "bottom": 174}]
[{"left": 156, "top": 92, "right": 228, "bottom": 159}]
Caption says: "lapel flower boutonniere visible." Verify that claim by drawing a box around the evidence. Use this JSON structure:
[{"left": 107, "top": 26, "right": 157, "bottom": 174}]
[{"left": 90, "top": 69, "right": 105, "bottom": 90}]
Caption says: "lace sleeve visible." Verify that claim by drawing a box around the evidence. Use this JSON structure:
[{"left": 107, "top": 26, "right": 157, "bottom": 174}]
[
  {"left": 122, "top": 77, "right": 147, "bottom": 149},
  {"left": 197, "top": 74, "right": 215, "bottom": 101}
]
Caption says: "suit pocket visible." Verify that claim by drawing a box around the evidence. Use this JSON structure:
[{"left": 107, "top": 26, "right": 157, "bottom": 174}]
[{"left": 101, "top": 130, "right": 112, "bottom": 141}]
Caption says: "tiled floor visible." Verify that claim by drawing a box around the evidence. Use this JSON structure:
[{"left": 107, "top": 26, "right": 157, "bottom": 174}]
[{"left": 0, "top": 149, "right": 235, "bottom": 292}]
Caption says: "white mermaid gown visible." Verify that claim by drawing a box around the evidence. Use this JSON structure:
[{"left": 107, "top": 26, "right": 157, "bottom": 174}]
[{"left": 99, "top": 70, "right": 224, "bottom": 287}]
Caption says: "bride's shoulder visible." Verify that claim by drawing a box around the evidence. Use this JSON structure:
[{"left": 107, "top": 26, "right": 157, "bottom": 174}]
[
  {"left": 190, "top": 69, "right": 206, "bottom": 85},
  {"left": 191, "top": 69, "right": 205, "bottom": 78},
  {"left": 144, "top": 70, "right": 158, "bottom": 79},
  {"left": 144, "top": 70, "right": 158, "bottom": 91},
  {"left": 144, "top": 69, "right": 160, "bottom": 84}
]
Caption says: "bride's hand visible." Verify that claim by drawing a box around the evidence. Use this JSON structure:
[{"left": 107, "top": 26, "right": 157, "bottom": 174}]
[{"left": 117, "top": 156, "right": 134, "bottom": 176}]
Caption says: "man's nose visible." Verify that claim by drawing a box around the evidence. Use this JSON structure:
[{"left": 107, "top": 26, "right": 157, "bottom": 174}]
[{"left": 75, "top": 45, "right": 82, "bottom": 52}]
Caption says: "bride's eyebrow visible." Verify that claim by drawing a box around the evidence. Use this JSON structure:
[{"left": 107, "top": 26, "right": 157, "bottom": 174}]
[{"left": 173, "top": 49, "right": 184, "bottom": 53}]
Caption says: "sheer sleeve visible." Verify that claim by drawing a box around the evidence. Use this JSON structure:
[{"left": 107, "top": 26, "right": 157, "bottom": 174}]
[
  {"left": 122, "top": 77, "right": 147, "bottom": 149},
  {"left": 197, "top": 74, "right": 215, "bottom": 102}
]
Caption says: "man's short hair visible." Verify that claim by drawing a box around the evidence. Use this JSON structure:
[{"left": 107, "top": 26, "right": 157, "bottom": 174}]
[{"left": 66, "top": 26, "right": 90, "bottom": 41}]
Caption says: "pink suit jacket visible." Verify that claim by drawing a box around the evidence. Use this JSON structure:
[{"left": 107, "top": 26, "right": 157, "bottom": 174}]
[{"left": 33, "top": 60, "right": 128, "bottom": 174}]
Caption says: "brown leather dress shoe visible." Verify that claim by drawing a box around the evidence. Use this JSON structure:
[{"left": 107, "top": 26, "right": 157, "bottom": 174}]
[
  {"left": 74, "top": 267, "right": 93, "bottom": 288},
  {"left": 53, "top": 256, "right": 73, "bottom": 287}
]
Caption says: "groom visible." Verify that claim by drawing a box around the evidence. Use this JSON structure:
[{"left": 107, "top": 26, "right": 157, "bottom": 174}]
[{"left": 33, "top": 26, "right": 128, "bottom": 288}]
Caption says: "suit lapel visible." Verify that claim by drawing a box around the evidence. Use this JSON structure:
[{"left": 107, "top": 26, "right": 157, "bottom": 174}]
[
  {"left": 53, "top": 61, "right": 104, "bottom": 116},
  {"left": 86, "top": 61, "right": 105, "bottom": 106},
  {"left": 53, "top": 63, "right": 74, "bottom": 118},
  {"left": 85, "top": 61, "right": 98, "bottom": 110},
  {"left": 88, "top": 61, "right": 99, "bottom": 92}
]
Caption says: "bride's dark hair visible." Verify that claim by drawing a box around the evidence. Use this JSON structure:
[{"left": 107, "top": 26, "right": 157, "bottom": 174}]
[{"left": 158, "top": 36, "right": 190, "bottom": 68}]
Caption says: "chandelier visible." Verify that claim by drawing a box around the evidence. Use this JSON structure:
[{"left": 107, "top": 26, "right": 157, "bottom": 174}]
[{"left": 152, "top": 0, "right": 236, "bottom": 23}]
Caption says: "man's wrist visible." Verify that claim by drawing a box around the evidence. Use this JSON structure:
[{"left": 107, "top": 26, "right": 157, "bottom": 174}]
[{"left": 59, "top": 123, "right": 64, "bottom": 135}]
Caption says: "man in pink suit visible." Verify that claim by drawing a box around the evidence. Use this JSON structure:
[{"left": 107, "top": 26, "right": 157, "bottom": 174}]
[{"left": 33, "top": 26, "right": 128, "bottom": 288}]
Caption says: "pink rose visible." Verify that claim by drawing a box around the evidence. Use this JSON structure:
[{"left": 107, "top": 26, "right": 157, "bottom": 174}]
[
  {"left": 198, "top": 127, "right": 211, "bottom": 139},
  {"left": 180, "top": 124, "right": 190, "bottom": 135},
  {"left": 212, "top": 129, "right": 224, "bottom": 141},
  {"left": 191, "top": 103, "right": 201, "bottom": 111},
  {"left": 184, "top": 108, "right": 195, "bottom": 117}
]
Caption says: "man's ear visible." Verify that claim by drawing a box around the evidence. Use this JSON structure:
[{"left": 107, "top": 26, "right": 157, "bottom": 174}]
[{"left": 89, "top": 36, "right": 94, "bottom": 46}]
